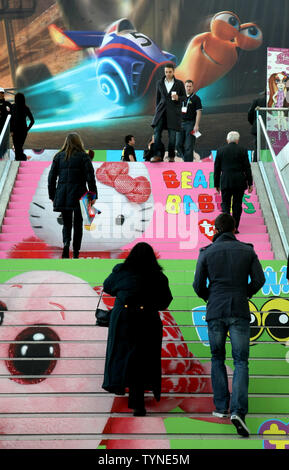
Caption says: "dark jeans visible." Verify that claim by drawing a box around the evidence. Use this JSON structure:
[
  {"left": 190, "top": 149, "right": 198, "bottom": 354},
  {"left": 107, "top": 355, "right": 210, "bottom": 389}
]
[
  {"left": 61, "top": 203, "right": 83, "bottom": 253},
  {"left": 154, "top": 114, "right": 176, "bottom": 159},
  {"left": 208, "top": 317, "right": 250, "bottom": 418},
  {"left": 221, "top": 188, "right": 244, "bottom": 229},
  {"left": 176, "top": 120, "right": 196, "bottom": 161}
]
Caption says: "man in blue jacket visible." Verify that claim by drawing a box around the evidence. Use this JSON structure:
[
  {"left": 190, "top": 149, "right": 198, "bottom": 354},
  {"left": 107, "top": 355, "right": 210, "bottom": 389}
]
[{"left": 193, "top": 213, "right": 265, "bottom": 437}]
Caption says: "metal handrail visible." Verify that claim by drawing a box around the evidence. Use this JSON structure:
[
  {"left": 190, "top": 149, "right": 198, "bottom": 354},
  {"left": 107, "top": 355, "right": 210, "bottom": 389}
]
[
  {"left": 256, "top": 113, "right": 289, "bottom": 255},
  {"left": 257, "top": 114, "right": 289, "bottom": 203},
  {"left": 0, "top": 114, "right": 11, "bottom": 148}
]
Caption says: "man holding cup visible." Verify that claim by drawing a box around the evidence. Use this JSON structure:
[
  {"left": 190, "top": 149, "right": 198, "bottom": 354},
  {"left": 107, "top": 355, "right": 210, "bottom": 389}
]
[{"left": 151, "top": 64, "right": 186, "bottom": 162}]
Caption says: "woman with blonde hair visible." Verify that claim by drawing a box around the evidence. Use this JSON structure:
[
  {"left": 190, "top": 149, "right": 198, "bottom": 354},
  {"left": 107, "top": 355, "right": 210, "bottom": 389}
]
[{"left": 48, "top": 133, "right": 97, "bottom": 258}]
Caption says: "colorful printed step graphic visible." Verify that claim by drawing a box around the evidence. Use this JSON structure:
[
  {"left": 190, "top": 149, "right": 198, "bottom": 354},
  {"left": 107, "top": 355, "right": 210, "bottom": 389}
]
[
  {"left": 0, "top": 259, "right": 288, "bottom": 449},
  {"left": 1, "top": 162, "right": 273, "bottom": 260}
]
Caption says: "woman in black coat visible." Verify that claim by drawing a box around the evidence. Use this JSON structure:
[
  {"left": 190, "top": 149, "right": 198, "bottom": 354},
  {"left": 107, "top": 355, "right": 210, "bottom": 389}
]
[
  {"left": 48, "top": 133, "right": 97, "bottom": 258},
  {"left": 10, "top": 92, "right": 34, "bottom": 161},
  {"left": 102, "top": 242, "right": 173, "bottom": 416}
]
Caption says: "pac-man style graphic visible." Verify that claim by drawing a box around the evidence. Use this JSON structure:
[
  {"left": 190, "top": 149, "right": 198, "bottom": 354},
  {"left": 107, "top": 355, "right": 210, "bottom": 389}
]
[
  {"left": 192, "top": 298, "right": 289, "bottom": 346},
  {"left": 192, "top": 306, "right": 209, "bottom": 346}
]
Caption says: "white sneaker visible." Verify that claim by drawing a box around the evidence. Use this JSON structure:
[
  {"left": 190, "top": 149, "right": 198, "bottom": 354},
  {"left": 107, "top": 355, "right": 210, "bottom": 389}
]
[
  {"left": 231, "top": 414, "right": 250, "bottom": 437},
  {"left": 212, "top": 411, "right": 230, "bottom": 418}
]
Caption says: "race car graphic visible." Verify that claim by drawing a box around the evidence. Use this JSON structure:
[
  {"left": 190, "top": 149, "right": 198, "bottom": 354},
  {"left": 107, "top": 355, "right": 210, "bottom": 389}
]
[{"left": 49, "top": 18, "right": 176, "bottom": 105}]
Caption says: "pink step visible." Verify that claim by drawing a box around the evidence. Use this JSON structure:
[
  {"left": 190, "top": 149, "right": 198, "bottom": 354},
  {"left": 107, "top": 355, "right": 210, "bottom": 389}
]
[
  {"left": 1, "top": 226, "right": 34, "bottom": 234},
  {"left": 5, "top": 209, "right": 30, "bottom": 217},
  {"left": 3, "top": 217, "right": 33, "bottom": 225},
  {"left": 235, "top": 225, "right": 267, "bottom": 233},
  {"left": 237, "top": 233, "right": 270, "bottom": 242},
  {"left": 8, "top": 202, "right": 33, "bottom": 210},
  {"left": 0, "top": 233, "right": 35, "bottom": 242},
  {"left": 11, "top": 188, "right": 38, "bottom": 196}
]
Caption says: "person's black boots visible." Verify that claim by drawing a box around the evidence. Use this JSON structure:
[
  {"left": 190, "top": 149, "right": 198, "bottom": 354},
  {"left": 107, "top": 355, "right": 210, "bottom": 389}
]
[{"left": 62, "top": 244, "right": 70, "bottom": 258}]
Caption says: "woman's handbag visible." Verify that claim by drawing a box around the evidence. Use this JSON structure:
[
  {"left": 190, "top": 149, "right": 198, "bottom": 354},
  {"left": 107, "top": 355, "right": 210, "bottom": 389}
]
[{"left": 95, "top": 289, "right": 110, "bottom": 327}]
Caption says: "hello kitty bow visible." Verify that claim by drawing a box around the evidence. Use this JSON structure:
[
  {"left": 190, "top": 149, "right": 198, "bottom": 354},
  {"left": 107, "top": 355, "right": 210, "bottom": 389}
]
[{"left": 96, "top": 162, "right": 151, "bottom": 204}]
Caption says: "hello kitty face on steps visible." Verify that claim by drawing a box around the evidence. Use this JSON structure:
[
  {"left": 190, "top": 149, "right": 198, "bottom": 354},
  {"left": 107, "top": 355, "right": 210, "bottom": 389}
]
[{"left": 29, "top": 162, "right": 154, "bottom": 254}]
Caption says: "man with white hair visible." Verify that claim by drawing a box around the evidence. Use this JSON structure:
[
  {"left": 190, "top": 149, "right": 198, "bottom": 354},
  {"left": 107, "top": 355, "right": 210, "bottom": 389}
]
[{"left": 214, "top": 131, "right": 253, "bottom": 233}]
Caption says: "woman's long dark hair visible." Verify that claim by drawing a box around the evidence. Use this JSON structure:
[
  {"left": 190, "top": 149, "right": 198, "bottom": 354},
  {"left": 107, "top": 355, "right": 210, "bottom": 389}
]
[
  {"left": 56, "top": 132, "right": 86, "bottom": 160},
  {"left": 122, "top": 242, "right": 163, "bottom": 274}
]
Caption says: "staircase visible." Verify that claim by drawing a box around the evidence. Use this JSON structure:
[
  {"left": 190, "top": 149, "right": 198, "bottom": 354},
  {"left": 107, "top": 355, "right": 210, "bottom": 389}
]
[
  {"left": 0, "top": 160, "right": 288, "bottom": 449},
  {"left": 0, "top": 161, "right": 274, "bottom": 260}
]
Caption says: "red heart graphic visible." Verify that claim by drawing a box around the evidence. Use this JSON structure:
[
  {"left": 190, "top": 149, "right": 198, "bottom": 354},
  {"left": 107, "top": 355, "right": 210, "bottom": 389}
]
[
  {"left": 96, "top": 163, "right": 151, "bottom": 204},
  {"left": 96, "top": 162, "right": 129, "bottom": 187},
  {"left": 198, "top": 219, "right": 216, "bottom": 241}
]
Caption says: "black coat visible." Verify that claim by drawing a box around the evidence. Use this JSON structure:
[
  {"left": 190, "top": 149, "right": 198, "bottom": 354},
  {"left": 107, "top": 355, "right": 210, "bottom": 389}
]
[
  {"left": 102, "top": 264, "right": 173, "bottom": 400},
  {"left": 151, "top": 76, "right": 186, "bottom": 130},
  {"left": 214, "top": 142, "right": 253, "bottom": 190},
  {"left": 193, "top": 232, "right": 265, "bottom": 322},
  {"left": 48, "top": 151, "right": 97, "bottom": 212},
  {"left": 10, "top": 104, "right": 34, "bottom": 134}
]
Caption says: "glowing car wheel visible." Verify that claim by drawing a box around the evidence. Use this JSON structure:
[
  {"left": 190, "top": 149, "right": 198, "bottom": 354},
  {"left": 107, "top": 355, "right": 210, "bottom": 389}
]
[{"left": 97, "top": 59, "right": 132, "bottom": 105}]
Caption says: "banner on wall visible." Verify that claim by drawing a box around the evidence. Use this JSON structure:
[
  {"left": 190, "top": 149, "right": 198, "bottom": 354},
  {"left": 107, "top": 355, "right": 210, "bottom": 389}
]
[
  {"left": 3, "top": 0, "right": 289, "bottom": 148},
  {"left": 267, "top": 47, "right": 289, "bottom": 155}
]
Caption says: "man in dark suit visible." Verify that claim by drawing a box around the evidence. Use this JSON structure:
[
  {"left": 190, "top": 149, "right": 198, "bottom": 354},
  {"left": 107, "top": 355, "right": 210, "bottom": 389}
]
[
  {"left": 151, "top": 64, "right": 186, "bottom": 162},
  {"left": 193, "top": 213, "right": 265, "bottom": 437},
  {"left": 214, "top": 131, "right": 253, "bottom": 234}
]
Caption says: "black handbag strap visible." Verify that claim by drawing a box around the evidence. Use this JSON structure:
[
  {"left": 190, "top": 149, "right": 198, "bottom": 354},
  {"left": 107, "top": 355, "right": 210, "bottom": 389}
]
[{"left": 96, "top": 288, "right": 103, "bottom": 308}]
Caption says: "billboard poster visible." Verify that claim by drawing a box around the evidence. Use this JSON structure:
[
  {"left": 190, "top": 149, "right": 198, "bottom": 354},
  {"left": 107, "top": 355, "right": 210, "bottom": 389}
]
[
  {"left": 1, "top": 0, "right": 289, "bottom": 151},
  {"left": 267, "top": 47, "right": 289, "bottom": 156}
]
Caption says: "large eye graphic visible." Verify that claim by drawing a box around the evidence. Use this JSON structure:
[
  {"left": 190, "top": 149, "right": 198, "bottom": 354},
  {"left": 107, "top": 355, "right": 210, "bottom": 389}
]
[
  {"left": 249, "top": 300, "right": 263, "bottom": 343},
  {"left": 237, "top": 23, "right": 263, "bottom": 50},
  {"left": 6, "top": 326, "right": 61, "bottom": 384},
  {"left": 115, "top": 215, "right": 125, "bottom": 226},
  {"left": 213, "top": 12, "right": 240, "bottom": 30},
  {"left": 262, "top": 299, "right": 289, "bottom": 343},
  {"left": 0, "top": 300, "right": 7, "bottom": 325},
  {"left": 240, "top": 24, "right": 262, "bottom": 40}
]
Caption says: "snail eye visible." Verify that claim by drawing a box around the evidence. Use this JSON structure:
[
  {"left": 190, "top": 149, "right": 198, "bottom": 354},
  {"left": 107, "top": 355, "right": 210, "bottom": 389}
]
[
  {"left": 213, "top": 12, "right": 240, "bottom": 30},
  {"left": 262, "top": 299, "right": 289, "bottom": 343},
  {"left": 237, "top": 23, "right": 263, "bottom": 50},
  {"left": 239, "top": 24, "right": 262, "bottom": 40},
  {"left": 6, "top": 326, "right": 60, "bottom": 384}
]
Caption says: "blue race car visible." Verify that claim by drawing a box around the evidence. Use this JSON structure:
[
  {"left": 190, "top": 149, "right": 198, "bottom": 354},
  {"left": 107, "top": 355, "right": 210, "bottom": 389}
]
[{"left": 49, "top": 18, "right": 177, "bottom": 105}]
